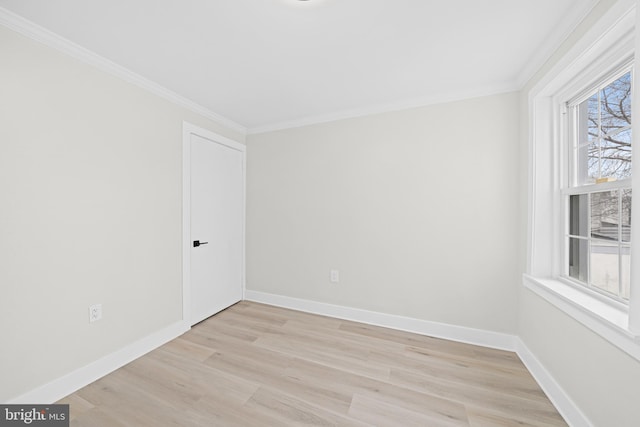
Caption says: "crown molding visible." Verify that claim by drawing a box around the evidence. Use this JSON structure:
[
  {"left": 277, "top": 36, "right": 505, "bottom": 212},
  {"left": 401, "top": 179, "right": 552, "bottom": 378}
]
[
  {"left": 247, "top": 81, "right": 518, "bottom": 135},
  {"left": 516, "top": 0, "right": 603, "bottom": 88},
  {"left": 0, "top": 7, "right": 247, "bottom": 135}
]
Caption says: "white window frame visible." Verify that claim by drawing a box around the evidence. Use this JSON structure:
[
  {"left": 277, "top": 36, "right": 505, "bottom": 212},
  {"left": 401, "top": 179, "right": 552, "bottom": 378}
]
[
  {"left": 562, "top": 62, "right": 633, "bottom": 303},
  {"left": 524, "top": 0, "right": 640, "bottom": 361}
]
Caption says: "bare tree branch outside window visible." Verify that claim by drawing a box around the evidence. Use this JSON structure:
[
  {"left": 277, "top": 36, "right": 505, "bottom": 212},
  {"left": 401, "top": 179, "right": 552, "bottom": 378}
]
[
  {"left": 569, "top": 71, "right": 632, "bottom": 300},
  {"left": 584, "top": 72, "right": 632, "bottom": 180}
]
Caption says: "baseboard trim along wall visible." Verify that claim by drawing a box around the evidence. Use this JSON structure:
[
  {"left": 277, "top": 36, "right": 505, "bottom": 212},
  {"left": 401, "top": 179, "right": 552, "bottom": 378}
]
[
  {"left": 245, "top": 289, "right": 593, "bottom": 427},
  {"left": 8, "top": 320, "right": 189, "bottom": 404},
  {"left": 245, "top": 290, "right": 517, "bottom": 351},
  {"left": 516, "top": 339, "right": 593, "bottom": 427},
  {"left": 10, "top": 291, "right": 593, "bottom": 427}
]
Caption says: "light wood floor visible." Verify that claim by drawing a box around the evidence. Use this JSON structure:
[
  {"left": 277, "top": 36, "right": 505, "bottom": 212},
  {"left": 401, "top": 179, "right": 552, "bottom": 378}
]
[{"left": 59, "top": 301, "right": 567, "bottom": 426}]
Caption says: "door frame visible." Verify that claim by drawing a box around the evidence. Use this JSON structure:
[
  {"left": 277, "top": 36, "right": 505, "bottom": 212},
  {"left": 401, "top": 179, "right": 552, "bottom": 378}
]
[{"left": 182, "top": 121, "right": 246, "bottom": 325}]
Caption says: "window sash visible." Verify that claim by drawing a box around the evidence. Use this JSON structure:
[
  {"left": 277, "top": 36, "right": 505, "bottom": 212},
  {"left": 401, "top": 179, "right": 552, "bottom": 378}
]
[
  {"left": 566, "top": 58, "right": 633, "bottom": 108},
  {"left": 562, "top": 179, "right": 632, "bottom": 196},
  {"left": 563, "top": 64, "right": 633, "bottom": 304},
  {"left": 567, "top": 69, "right": 633, "bottom": 187},
  {"left": 563, "top": 186, "right": 631, "bottom": 303}
]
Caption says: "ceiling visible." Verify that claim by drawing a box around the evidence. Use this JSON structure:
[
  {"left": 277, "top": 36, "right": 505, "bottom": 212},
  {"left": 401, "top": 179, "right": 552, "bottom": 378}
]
[{"left": 0, "top": 0, "right": 598, "bottom": 133}]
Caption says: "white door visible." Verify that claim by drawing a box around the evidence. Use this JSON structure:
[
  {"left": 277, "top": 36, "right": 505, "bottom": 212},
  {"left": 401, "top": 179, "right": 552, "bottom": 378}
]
[{"left": 189, "top": 132, "right": 244, "bottom": 325}]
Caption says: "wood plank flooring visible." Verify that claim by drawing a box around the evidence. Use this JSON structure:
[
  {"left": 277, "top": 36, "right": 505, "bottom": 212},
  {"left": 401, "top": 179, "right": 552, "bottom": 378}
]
[{"left": 58, "top": 301, "right": 567, "bottom": 426}]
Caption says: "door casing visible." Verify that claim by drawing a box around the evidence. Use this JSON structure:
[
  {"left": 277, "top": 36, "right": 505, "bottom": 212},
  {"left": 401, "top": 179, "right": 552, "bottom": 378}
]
[{"left": 182, "top": 122, "right": 246, "bottom": 325}]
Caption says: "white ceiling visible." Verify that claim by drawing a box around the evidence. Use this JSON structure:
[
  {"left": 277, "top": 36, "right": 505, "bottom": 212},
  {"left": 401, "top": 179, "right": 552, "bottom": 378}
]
[{"left": 0, "top": 0, "right": 597, "bottom": 132}]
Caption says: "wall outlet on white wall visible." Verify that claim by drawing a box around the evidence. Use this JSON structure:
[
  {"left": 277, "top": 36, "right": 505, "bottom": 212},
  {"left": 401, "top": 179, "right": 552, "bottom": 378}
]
[
  {"left": 330, "top": 269, "right": 339, "bottom": 283},
  {"left": 89, "top": 304, "right": 102, "bottom": 323}
]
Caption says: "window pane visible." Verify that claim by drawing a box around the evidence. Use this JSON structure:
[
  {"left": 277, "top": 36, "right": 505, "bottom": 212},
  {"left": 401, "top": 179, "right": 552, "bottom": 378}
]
[
  {"left": 576, "top": 98, "right": 598, "bottom": 184},
  {"left": 576, "top": 143, "right": 591, "bottom": 185},
  {"left": 569, "top": 194, "right": 588, "bottom": 236},
  {"left": 586, "top": 94, "right": 599, "bottom": 144},
  {"left": 621, "top": 245, "right": 630, "bottom": 300},
  {"left": 591, "top": 191, "right": 618, "bottom": 240},
  {"left": 601, "top": 128, "right": 631, "bottom": 179},
  {"left": 569, "top": 237, "right": 588, "bottom": 283},
  {"left": 576, "top": 71, "right": 632, "bottom": 184},
  {"left": 590, "top": 240, "right": 619, "bottom": 296},
  {"left": 568, "top": 69, "right": 632, "bottom": 304},
  {"left": 587, "top": 142, "right": 600, "bottom": 180},
  {"left": 600, "top": 72, "right": 632, "bottom": 134},
  {"left": 622, "top": 188, "right": 632, "bottom": 242}
]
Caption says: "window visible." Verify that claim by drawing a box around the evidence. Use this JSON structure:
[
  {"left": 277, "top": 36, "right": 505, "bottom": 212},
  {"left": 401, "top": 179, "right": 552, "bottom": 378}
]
[
  {"left": 565, "top": 68, "right": 633, "bottom": 302},
  {"left": 573, "top": 71, "right": 632, "bottom": 184},
  {"left": 524, "top": 1, "right": 640, "bottom": 361}
]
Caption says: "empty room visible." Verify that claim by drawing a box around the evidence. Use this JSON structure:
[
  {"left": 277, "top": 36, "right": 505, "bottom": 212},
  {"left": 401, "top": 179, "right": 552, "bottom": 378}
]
[{"left": 1, "top": 0, "right": 640, "bottom": 426}]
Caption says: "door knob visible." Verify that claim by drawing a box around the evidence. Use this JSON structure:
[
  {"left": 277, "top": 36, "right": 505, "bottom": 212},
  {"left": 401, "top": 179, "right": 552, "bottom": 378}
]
[{"left": 193, "top": 240, "right": 209, "bottom": 247}]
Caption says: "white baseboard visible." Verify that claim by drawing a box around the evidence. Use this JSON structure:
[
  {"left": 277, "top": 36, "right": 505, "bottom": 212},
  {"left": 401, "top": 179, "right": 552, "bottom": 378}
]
[
  {"left": 244, "top": 290, "right": 517, "bottom": 351},
  {"left": 246, "top": 290, "right": 594, "bottom": 427},
  {"left": 516, "top": 339, "right": 593, "bottom": 427},
  {"left": 8, "top": 320, "right": 189, "bottom": 404},
  {"left": 9, "top": 292, "right": 591, "bottom": 427}
]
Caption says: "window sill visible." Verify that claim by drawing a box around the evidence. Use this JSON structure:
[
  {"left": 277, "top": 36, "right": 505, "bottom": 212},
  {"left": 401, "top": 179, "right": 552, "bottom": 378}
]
[{"left": 523, "top": 274, "right": 640, "bottom": 362}]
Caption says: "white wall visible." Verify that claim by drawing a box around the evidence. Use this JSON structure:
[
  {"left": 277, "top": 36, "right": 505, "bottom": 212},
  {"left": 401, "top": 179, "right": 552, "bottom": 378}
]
[
  {"left": 246, "top": 92, "right": 520, "bottom": 334},
  {"left": 0, "top": 25, "right": 244, "bottom": 402},
  {"left": 520, "top": 290, "right": 640, "bottom": 426},
  {"left": 6, "top": 3, "right": 638, "bottom": 423},
  {"left": 518, "top": 1, "right": 640, "bottom": 426}
]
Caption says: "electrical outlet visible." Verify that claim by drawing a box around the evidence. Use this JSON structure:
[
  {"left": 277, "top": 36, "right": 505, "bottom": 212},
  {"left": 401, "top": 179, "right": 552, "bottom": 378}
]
[
  {"left": 89, "top": 304, "right": 102, "bottom": 323},
  {"left": 330, "top": 269, "right": 339, "bottom": 283}
]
